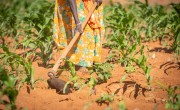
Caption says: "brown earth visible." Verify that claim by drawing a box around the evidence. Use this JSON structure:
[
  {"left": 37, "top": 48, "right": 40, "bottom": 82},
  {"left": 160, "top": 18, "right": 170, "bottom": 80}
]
[
  {"left": 12, "top": 40, "right": 180, "bottom": 110},
  {"left": 0, "top": 0, "right": 180, "bottom": 110}
]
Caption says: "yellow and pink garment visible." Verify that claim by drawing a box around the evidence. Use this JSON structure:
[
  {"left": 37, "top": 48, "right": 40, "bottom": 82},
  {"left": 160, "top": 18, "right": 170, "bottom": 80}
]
[{"left": 53, "top": 0, "right": 104, "bottom": 67}]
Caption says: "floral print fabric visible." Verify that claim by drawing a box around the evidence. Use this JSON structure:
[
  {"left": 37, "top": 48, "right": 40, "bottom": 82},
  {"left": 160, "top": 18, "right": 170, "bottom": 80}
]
[{"left": 53, "top": 0, "right": 104, "bottom": 67}]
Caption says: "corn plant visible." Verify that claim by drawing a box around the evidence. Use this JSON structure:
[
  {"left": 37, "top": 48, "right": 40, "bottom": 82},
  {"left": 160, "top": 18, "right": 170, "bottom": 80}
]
[
  {"left": 156, "top": 82, "right": 180, "bottom": 110},
  {"left": 63, "top": 60, "right": 82, "bottom": 93},
  {"left": 128, "top": 0, "right": 180, "bottom": 59},
  {"left": 0, "top": 44, "right": 40, "bottom": 89},
  {"left": 165, "top": 86, "right": 180, "bottom": 110},
  {"left": 0, "top": 3, "right": 18, "bottom": 46},
  {"left": 0, "top": 0, "right": 35, "bottom": 46},
  {"left": 171, "top": 3, "right": 180, "bottom": 60},
  {"left": 63, "top": 62, "right": 113, "bottom": 94},
  {"left": 36, "top": 38, "right": 53, "bottom": 66},
  {"left": 104, "top": 3, "right": 151, "bottom": 86},
  {"left": 0, "top": 65, "right": 18, "bottom": 110},
  {"left": 86, "top": 63, "right": 113, "bottom": 95},
  {"left": 89, "top": 63, "right": 113, "bottom": 83},
  {"left": 0, "top": 0, "right": 55, "bottom": 65},
  {"left": 128, "top": 0, "right": 168, "bottom": 42},
  {"left": 118, "top": 101, "right": 127, "bottom": 110},
  {"left": 96, "top": 93, "right": 115, "bottom": 105},
  {"left": 18, "top": 0, "right": 54, "bottom": 65}
]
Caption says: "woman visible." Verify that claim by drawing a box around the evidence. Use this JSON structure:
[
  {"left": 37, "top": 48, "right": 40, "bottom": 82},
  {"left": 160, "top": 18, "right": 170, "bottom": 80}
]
[{"left": 53, "top": 0, "right": 104, "bottom": 72}]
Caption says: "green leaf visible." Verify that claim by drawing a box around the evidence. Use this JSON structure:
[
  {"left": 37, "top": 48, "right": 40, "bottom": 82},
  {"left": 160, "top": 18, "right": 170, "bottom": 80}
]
[
  {"left": 120, "top": 74, "right": 128, "bottom": 83},
  {"left": 118, "top": 101, "right": 126, "bottom": 110}
]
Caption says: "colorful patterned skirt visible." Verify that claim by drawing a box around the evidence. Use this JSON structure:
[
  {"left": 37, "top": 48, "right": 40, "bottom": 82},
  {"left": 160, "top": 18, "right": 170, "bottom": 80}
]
[{"left": 53, "top": 0, "right": 104, "bottom": 67}]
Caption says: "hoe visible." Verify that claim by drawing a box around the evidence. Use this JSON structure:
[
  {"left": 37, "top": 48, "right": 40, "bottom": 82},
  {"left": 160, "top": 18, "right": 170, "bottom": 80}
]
[{"left": 47, "top": 3, "right": 98, "bottom": 94}]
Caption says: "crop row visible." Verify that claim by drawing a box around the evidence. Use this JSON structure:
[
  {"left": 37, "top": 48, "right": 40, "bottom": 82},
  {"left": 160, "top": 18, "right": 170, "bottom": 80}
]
[{"left": 0, "top": 0, "right": 179, "bottom": 110}]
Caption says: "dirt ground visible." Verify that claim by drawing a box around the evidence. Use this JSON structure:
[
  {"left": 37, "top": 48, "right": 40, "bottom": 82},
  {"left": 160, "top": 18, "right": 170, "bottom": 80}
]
[
  {"left": 0, "top": 0, "right": 180, "bottom": 110},
  {"left": 13, "top": 40, "right": 179, "bottom": 110}
]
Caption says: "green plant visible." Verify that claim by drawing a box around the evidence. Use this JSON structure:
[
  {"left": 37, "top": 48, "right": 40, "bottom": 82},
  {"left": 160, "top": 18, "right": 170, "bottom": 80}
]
[
  {"left": 104, "top": 2, "right": 151, "bottom": 86},
  {"left": 156, "top": 82, "right": 180, "bottom": 110},
  {"left": 18, "top": 0, "right": 54, "bottom": 65},
  {"left": 128, "top": 0, "right": 168, "bottom": 42},
  {"left": 96, "top": 93, "right": 115, "bottom": 104},
  {"left": 0, "top": 3, "right": 18, "bottom": 46},
  {"left": 36, "top": 38, "right": 53, "bottom": 66},
  {"left": 0, "top": 44, "right": 41, "bottom": 89},
  {"left": 90, "top": 63, "right": 113, "bottom": 83},
  {"left": 63, "top": 60, "right": 82, "bottom": 93},
  {"left": 0, "top": 65, "right": 18, "bottom": 110},
  {"left": 0, "top": 0, "right": 55, "bottom": 65},
  {"left": 118, "top": 101, "right": 127, "bottom": 110},
  {"left": 165, "top": 86, "right": 180, "bottom": 110},
  {"left": 63, "top": 62, "right": 113, "bottom": 94},
  {"left": 88, "top": 76, "right": 98, "bottom": 94},
  {"left": 129, "top": 1, "right": 180, "bottom": 59},
  {"left": 86, "top": 63, "right": 113, "bottom": 95},
  {"left": 171, "top": 3, "right": 180, "bottom": 60},
  {"left": 0, "top": 0, "right": 35, "bottom": 47}
]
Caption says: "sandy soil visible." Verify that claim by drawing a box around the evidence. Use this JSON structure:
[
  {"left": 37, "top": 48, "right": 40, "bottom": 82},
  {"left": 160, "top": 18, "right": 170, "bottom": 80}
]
[{"left": 12, "top": 40, "right": 179, "bottom": 110}]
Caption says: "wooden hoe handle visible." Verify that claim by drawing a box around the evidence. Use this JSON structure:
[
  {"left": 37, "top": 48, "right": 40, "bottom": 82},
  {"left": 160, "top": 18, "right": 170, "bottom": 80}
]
[{"left": 48, "top": 3, "right": 98, "bottom": 77}]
